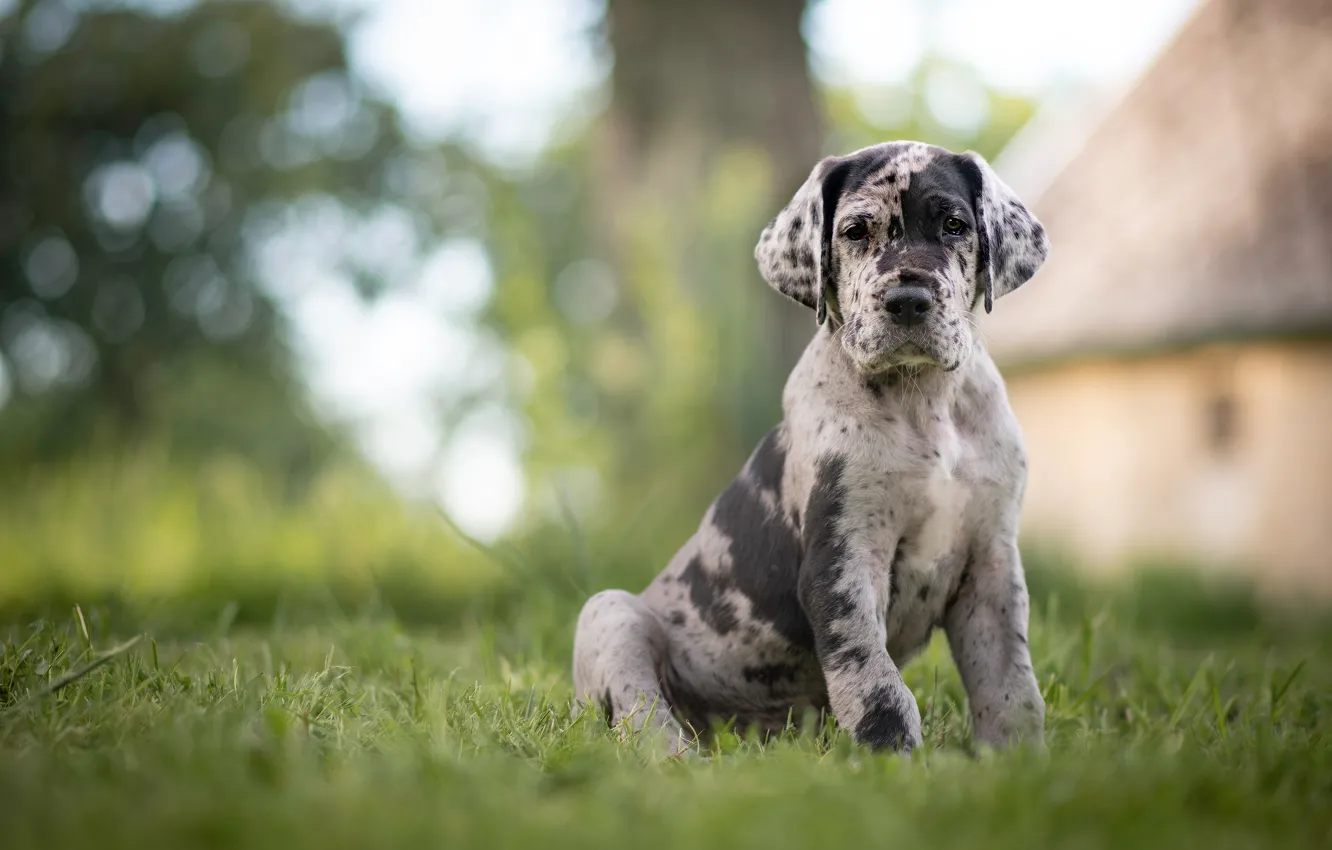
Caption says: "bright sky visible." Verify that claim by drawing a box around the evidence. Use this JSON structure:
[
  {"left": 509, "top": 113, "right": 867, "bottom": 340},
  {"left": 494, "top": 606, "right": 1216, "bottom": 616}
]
[{"left": 347, "top": 0, "right": 1200, "bottom": 160}]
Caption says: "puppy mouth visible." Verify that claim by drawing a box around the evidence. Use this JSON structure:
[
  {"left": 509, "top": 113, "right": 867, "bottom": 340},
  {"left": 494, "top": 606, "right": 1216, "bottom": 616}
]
[
  {"left": 840, "top": 315, "right": 964, "bottom": 374},
  {"left": 868, "top": 341, "right": 943, "bottom": 367},
  {"left": 892, "top": 343, "right": 937, "bottom": 364},
  {"left": 848, "top": 342, "right": 941, "bottom": 375}
]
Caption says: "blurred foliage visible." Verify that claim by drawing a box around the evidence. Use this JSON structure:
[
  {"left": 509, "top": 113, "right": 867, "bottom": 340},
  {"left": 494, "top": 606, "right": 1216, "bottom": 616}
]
[
  {"left": 824, "top": 56, "right": 1039, "bottom": 159},
  {"left": 0, "top": 0, "right": 1043, "bottom": 619},
  {"left": 2, "top": 440, "right": 1327, "bottom": 653},
  {"left": 0, "top": 447, "right": 506, "bottom": 629},
  {"left": 0, "top": 0, "right": 442, "bottom": 477}
]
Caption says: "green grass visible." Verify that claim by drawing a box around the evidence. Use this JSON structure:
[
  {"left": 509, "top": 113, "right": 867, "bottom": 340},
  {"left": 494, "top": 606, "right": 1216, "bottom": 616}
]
[
  {"left": 2, "top": 580, "right": 1330, "bottom": 850},
  {"left": 2, "top": 451, "right": 1329, "bottom": 848}
]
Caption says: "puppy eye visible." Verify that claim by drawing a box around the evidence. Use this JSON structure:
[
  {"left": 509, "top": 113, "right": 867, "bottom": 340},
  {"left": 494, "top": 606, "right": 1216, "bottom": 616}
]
[
  {"left": 942, "top": 216, "right": 967, "bottom": 236},
  {"left": 843, "top": 222, "right": 869, "bottom": 241}
]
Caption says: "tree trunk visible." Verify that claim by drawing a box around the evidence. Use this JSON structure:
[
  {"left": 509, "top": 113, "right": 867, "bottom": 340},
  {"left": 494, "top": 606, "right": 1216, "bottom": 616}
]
[{"left": 596, "top": 0, "right": 823, "bottom": 453}]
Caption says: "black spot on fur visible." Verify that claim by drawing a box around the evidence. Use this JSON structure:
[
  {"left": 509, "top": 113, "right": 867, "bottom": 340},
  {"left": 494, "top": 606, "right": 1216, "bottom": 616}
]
[
  {"left": 818, "top": 627, "right": 848, "bottom": 658},
  {"left": 710, "top": 429, "right": 810, "bottom": 648},
  {"left": 885, "top": 542, "right": 909, "bottom": 615},
  {"left": 887, "top": 214, "right": 904, "bottom": 241},
  {"left": 833, "top": 645, "right": 870, "bottom": 672},
  {"left": 747, "top": 427, "right": 786, "bottom": 500},
  {"left": 798, "top": 456, "right": 860, "bottom": 660},
  {"left": 876, "top": 240, "right": 905, "bottom": 275},
  {"left": 742, "top": 663, "right": 802, "bottom": 688},
  {"left": 680, "top": 556, "right": 740, "bottom": 636},
  {"left": 854, "top": 685, "right": 914, "bottom": 751},
  {"left": 943, "top": 554, "right": 974, "bottom": 620},
  {"left": 669, "top": 610, "right": 686, "bottom": 627}
]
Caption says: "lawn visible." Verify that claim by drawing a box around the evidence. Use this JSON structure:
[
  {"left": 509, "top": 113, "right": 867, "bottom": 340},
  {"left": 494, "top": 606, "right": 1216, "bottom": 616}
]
[{"left": 2, "top": 565, "right": 1330, "bottom": 850}]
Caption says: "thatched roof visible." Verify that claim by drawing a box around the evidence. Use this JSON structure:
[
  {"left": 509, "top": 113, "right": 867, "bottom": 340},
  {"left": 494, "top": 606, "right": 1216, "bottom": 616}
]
[{"left": 982, "top": 0, "right": 1332, "bottom": 367}]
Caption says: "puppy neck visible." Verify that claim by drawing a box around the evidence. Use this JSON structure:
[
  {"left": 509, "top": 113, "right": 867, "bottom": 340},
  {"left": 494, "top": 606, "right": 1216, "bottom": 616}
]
[{"left": 794, "top": 325, "right": 972, "bottom": 426}]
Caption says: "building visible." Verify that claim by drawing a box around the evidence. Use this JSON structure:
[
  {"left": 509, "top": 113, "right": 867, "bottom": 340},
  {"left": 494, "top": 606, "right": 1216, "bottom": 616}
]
[{"left": 983, "top": 0, "right": 1332, "bottom": 594}]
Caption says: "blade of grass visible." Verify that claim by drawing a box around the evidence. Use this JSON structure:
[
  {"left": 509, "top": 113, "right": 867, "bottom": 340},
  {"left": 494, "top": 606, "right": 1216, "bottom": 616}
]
[{"left": 2, "top": 634, "right": 143, "bottom": 717}]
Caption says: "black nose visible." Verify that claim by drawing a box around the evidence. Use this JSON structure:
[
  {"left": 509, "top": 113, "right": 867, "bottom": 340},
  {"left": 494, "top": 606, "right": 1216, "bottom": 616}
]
[{"left": 885, "top": 287, "right": 932, "bottom": 327}]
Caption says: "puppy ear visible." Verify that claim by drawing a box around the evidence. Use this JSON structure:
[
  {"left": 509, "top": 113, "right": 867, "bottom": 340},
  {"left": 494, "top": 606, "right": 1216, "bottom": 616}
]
[
  {"left": 754, "top": 156, "right": 851, "bottom": 325},
  {"left": 958, "top": 151, "right": 1050, "bottom": 313}
]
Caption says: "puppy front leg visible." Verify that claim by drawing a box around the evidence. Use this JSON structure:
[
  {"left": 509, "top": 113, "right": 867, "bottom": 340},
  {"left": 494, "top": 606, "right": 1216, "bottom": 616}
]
[
  {"left": 800, "top": 550, "right": 922, "bottom": 752},
  {"left": 944, "top": 543, "right": 1045, "bottom": 750}
]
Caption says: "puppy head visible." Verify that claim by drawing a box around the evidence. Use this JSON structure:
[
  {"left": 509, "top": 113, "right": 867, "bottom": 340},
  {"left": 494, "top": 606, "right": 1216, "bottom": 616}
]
[{"left": 755, "top": 142, "right": 1049, "bottom": 373}]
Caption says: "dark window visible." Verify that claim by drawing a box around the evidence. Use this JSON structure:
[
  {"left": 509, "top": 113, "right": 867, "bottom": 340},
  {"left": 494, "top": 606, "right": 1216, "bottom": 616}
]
[{"left": 1207, "top": 392, "right": 1238, "bottom": 455}]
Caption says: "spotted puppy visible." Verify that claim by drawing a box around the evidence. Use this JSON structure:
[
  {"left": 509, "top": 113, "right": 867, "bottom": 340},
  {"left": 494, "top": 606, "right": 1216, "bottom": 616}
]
[{"left": 573, "top": 141, "right": 1049, "bottom": 754}]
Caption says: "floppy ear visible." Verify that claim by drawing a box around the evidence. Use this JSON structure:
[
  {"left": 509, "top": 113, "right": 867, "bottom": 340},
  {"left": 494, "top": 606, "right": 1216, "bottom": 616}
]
[
  {"left": 754, "top": 156, "right": 852, "bottom": 326},
  {"left": 959, "top": 151, "right": 1050, "bottom": 313}
]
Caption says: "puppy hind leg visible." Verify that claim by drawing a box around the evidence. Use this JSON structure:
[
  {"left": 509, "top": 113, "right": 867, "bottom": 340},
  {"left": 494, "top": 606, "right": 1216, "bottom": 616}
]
[{"left": 572, "top": 589, "right": 691, "bottom": 754}]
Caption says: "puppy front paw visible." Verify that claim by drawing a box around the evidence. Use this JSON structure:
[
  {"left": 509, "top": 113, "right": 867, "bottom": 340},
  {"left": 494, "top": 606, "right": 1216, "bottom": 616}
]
[
  {"left": 973, "top": 689, "right": 1045, "bottom": 751},
  {"left": 852, "top": 682, "right": 923, "bottom": 753}
]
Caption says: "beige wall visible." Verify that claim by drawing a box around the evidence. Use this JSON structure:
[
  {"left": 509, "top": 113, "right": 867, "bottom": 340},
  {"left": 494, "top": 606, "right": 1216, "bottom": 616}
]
[{"left": 1004, "top": 340, "right": 1332, "bottom": 595}]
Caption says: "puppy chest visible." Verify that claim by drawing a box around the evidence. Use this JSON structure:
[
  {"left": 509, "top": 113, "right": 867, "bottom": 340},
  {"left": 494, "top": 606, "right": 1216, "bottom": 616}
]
[
  {"left": 912, "top": 465, "right": 971, "bottom": 565},
  {"left": 865, "top": 460, "right": 974, "bottom": 648},
  {"left": 864, "top": 456, "right": 973, "bottom": 571}
]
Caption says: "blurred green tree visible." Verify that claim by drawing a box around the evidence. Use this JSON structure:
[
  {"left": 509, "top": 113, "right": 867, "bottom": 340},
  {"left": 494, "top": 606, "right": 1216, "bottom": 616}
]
[
  {"left": 0, "top": 0, "right": 1040, "bottom": 566},
  {"left": 0, "top": 0, "right": 425, "bottom": 479},
  {"left": 477, "top": 0, "right": 828, "bottom": 547}
]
